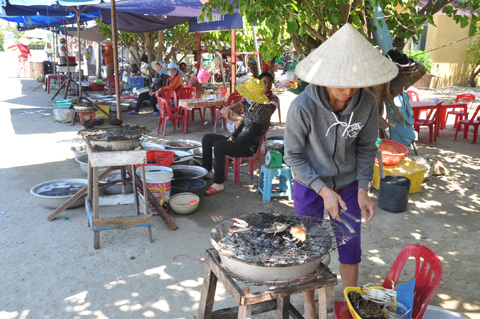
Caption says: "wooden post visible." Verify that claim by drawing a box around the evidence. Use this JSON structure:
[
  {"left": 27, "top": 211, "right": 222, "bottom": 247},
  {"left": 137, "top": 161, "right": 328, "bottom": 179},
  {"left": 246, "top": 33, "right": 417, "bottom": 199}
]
[
  {"left": 230, "top": 30, "right": 237, "bottom": 93},
  {"left": 110, "top": 0, "right": 122, "bottom": 120},
  {"left": 196, "top": 32, "right": 202, "bottom": 97}
]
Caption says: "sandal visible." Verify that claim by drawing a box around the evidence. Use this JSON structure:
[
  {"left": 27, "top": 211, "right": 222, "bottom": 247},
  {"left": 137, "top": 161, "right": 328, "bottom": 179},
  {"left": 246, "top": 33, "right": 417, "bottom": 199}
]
[{"left": 204, "top": 186, "right": 224, "bottom": 196}]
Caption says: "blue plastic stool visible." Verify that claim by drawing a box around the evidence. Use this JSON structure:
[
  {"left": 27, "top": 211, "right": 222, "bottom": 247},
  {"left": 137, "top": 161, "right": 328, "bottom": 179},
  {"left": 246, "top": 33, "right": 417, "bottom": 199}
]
[{"left": 257, "top": 164, "right": 293, "bottom": 202}]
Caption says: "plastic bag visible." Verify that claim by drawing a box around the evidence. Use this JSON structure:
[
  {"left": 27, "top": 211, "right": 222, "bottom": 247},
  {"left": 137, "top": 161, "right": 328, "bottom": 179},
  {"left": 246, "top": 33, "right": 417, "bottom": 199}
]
[{"left": 197, "top": 66, "right": 211, "bottom": 84}]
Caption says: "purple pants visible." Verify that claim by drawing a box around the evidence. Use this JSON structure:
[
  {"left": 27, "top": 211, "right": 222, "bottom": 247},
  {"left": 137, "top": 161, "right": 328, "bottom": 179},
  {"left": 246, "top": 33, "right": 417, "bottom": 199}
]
[{"left": 293, "top": 181, "right": 362, "bottom": 265}]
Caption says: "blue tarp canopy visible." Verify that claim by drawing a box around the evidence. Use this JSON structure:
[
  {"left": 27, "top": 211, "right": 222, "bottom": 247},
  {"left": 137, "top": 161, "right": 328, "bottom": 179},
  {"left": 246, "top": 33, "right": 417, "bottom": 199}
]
[
  {"left": 0, "top": 11, "right": 100, "bottom": 28},
  {"left": 1, "top": 0, "right": 101, "bottom": 16},
  {"left": 1, "top": 0, "right": 238, "bottom": 33}
]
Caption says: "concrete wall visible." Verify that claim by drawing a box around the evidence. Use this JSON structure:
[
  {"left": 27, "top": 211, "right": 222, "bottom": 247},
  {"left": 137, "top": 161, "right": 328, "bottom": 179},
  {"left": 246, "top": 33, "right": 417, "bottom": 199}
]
[{"left": 424, "top": 15, "right": 480, "bottom": 87}]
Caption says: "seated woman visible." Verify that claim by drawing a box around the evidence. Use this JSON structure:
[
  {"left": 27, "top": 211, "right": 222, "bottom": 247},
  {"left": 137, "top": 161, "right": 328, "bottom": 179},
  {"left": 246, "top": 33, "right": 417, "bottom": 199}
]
[{"left": 202, "top": 79, "right": 271, "bottom": 195}]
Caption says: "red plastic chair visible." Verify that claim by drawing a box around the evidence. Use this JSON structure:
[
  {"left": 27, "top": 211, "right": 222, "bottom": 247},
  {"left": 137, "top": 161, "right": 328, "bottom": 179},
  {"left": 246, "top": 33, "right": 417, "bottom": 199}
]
[
  {"left": 103, "top": 75, "right": 115, "bottom": 95},
  {"left": 382, "top": 244, "right": 443, "bottom": 319},
  {"left": 156, "top": 95, "right": 184, "bottom": 136},
  {"left": 335, "top": 244, "right": 442, "bottom": 319},
  {"left": 225, "top": 131, "right": 267, "bottom": 187},
  {"left": 414, "top": 102, "right": 442, "bottom": 144},
  {"left": 445, "top": 93, "right": 476, "bottom": 128},
  {"left": 178, "top": 87, "right": 202, "bottom": 122},
  {"left": 214, "top": 92, "right": 243, "bottom": 132},
  {"left": 216, "top": 87, "right": 228, "bottom": 98},
  {"left": 159, "top": 89, "right": 178, "bottom": 111},
  {"left": 455, "top": 104, "right": 480, "bottom": 144},
  {"left": 406, "top": 90, "right": 420, "bottom": 102}
]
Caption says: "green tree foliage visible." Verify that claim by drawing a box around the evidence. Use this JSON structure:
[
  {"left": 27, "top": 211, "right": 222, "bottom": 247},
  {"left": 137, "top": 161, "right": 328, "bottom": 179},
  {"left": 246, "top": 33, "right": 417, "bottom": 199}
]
[
  {"left": 202, "top": 0, "right": 480, "bottom": 56},
  {"left": 466, "top": 38, "right": 480, "bottom": 87},
  {"left": 407, "top": 50, "right": 433, "bottom": 73}
]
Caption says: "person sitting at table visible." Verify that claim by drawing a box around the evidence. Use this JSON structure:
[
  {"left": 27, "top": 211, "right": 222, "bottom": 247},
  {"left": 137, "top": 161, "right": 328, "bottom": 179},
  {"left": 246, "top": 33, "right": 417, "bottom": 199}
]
[
  {"left": 221, "top": 71, "right": 279, "bottom": 132},
  {"left": 202, "top": 79, "right": 271, "bottom": 196},
  {"left": 129, "top": 61, "right": 169, "bottom": 116}
]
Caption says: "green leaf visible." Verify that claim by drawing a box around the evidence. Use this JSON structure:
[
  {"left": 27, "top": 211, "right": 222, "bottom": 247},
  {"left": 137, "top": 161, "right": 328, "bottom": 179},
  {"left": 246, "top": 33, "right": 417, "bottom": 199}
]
[
  {"left": 460, "top": 17, "right": 469, "bottom": 28},
  {"left": 287, "top": 19, "right": 298, "bottom": 34},
  {"left": 328, "top": 12, "right": 341, "bottom": 25}
]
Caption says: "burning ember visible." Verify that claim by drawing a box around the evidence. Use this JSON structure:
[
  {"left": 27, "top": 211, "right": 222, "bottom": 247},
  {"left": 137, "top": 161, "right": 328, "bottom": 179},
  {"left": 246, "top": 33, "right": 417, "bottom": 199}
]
[{"left": 212, "top": 212, "right": 334, "bottom": 267}]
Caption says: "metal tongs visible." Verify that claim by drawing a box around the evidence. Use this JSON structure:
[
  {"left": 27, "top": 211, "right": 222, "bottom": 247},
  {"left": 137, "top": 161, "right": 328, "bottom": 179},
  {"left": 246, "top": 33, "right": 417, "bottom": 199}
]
[{"left": 324, "top": 208, "right": 360, "bottom": 234}]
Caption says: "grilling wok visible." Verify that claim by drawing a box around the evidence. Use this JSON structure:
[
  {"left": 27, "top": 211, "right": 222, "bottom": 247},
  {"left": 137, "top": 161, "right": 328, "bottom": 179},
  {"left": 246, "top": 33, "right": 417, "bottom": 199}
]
[
  {"left": 211, "top": 212, "right": 334, "bottom": 282},
  {"left": 78, "top": 125, "right": 150, "bottom": 151}
]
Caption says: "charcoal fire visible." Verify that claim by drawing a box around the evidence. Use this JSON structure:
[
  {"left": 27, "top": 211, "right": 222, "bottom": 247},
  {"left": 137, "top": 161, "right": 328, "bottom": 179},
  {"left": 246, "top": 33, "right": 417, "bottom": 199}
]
[{"left": 214, "top": 212, "right": 334, "bottom": 267}]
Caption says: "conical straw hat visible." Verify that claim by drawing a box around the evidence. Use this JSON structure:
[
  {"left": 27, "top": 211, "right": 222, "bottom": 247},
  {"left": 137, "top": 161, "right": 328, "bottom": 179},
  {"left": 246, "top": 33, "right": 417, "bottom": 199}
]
[{"left": 295, "top": 23, "right": 398, "bottom": 88}]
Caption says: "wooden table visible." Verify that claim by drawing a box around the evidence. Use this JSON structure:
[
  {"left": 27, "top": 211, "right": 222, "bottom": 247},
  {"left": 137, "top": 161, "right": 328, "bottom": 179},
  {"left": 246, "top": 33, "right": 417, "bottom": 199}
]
[
  {"left": 196, "top": 249, "right": 337, "bottom": 319},
  {"left": 410, "top": 101, "right": 467, "bottom": 136},
  {"left": 179, "top": 97, "right": 228, "bottom": 133}
]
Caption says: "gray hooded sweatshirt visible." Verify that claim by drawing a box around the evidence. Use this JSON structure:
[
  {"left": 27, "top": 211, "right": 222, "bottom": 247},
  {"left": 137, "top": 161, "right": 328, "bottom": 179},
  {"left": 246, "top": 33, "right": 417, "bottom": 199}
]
[{"left": 284, "top": 84, "right": 378, "bottom": 193}]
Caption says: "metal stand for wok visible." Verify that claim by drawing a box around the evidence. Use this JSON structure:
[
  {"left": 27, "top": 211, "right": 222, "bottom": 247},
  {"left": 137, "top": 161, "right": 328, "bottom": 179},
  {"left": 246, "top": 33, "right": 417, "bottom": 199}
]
[{"left": 196, "top": 249, "right": 338, "bottom": 319}]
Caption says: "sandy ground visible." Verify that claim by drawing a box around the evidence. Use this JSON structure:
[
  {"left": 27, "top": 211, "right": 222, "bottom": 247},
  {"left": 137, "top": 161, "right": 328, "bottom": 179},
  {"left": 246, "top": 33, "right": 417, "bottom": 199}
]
[{"left": 0, "top": 51, "right": 479, "bottom": 319}]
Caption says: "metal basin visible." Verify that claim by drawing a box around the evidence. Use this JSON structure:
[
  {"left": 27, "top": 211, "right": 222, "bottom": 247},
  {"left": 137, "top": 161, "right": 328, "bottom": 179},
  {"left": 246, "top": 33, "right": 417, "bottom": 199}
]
[
  {"left": 170, "top": 165, "right": 208, "bottom": 179},
  {"left": 74, "top": 152, "right": 108, "bottom": 174},
  {"left": 162, "top": 139, "right": 202, "bottom": 151},
  {"left": 172, "top": 150, "right": 194, "bottom": 164},
  {"left": 30, "top": 178, "right": 88, "bottom": 209},
  {"left": 210, "top": 212, "right": 331, "bottom": 281},
  {"left": 141, "top": 142, "right": 165, "bottom": 151}
]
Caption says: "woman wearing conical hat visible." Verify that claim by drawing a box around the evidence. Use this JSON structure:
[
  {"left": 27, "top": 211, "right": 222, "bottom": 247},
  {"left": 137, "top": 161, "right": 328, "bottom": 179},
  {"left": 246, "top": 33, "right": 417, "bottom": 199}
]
[{"left": 283, "top": 23, "right": 398, "bottom": 318}]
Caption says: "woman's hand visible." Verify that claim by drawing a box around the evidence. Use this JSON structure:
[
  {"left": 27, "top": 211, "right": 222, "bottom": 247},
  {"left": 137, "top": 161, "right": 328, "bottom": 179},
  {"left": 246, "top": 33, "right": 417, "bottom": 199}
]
[
  {"left": 319, "top": 186, "right": 347, "bottom": 223},
  {"left": 227, "top": 136, "right": 234, "bottom": 142},
  {"left": 358, "top": 188, "right": 375, "bottom": 222}
]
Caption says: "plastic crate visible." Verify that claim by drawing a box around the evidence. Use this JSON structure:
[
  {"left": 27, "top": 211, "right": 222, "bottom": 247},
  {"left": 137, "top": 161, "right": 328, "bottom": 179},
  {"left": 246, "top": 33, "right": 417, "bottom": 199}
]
[
  {"left": 373, "top": 158, "right": 428, "bottom": 193},
  {"left": 376, "top": 139, "right": 408, "bottom": 166},
  {"left": 95, "top": 105, "right": 109, "bottom": 119},
  {"left": 145, "top": 150, "right": 175, "bottom": 167},
  {"left": 128, "top": 77, "right": 145, "bottom": 88}
]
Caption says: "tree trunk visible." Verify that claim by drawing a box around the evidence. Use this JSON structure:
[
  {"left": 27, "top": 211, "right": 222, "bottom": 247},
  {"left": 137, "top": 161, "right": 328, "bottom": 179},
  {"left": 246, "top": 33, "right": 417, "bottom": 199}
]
[{"left": 156, "top": 31, "right": 164, "bottom": 61}]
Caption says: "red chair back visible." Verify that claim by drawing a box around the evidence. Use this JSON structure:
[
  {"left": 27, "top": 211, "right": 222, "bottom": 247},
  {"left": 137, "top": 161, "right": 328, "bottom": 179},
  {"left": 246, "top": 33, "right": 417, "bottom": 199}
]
[
  {"left": 156, "top": 96, "right": 168, "bottom": 118},
  {"left": 455, "top": 93, "right": 475, "bottom": 104},
  {"left": 382, "top": 244, "right": 443, "bottom": 319},
  {"left": 406, "top": 90, "right": 420, "bottom": 102},
  {"left": 159, "top": 89, "right": 178, "bottom": 108},
  {"left": 466, "top": 104, "right": 480, "bottom": 124},
  {"left": 425, "top": 102, "right": 442, "bottom": 122},
  {"left": 178, "top": 87, "right": 196, "bottom": 99},
  {"left": 456, "top": 93, "right": 476, "bottom": 112},
  {"left": 216, "top": 87, "right": 228, "bottom": 98},
  {"left": 227, "top": 92, "right": 243, "bottom": 106}
]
